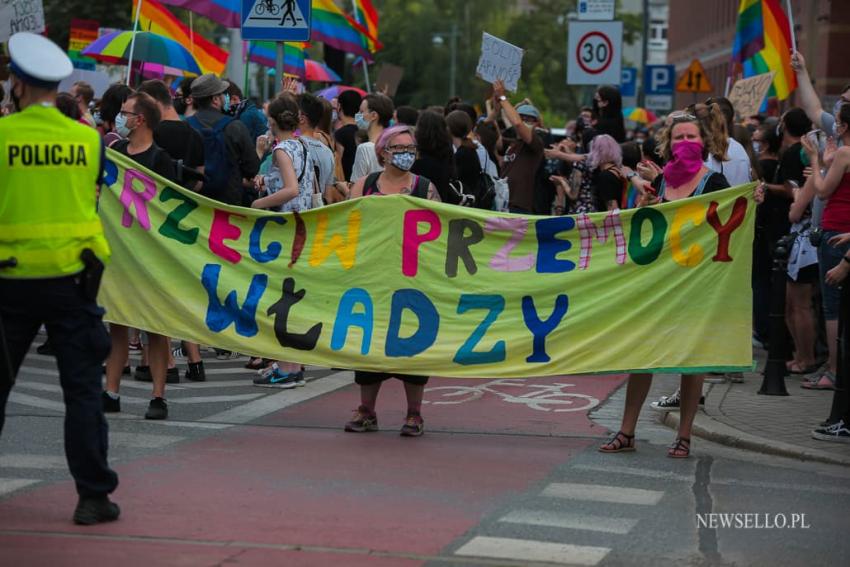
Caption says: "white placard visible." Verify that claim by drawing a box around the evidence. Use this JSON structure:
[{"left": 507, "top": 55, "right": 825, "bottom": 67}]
[
  {"left": 0, "top": 0, "right": 45, "bottom": 42},
  {"left": 567, "top": 20, "right": 623, "bottom": 86},
  {"left": 645, "top": 94, "right": 673, "bottom": 113},
  {"left": 577, "top": 0, "right": 615, "bottom": 21},
  {"left": 476, "top": 32, "right": 524, "bottom": 92}
]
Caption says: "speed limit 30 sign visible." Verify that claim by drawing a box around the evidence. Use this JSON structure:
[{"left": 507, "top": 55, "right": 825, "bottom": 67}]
[{"left": 567, "top": 20, "right": 623, "bottom": 85}]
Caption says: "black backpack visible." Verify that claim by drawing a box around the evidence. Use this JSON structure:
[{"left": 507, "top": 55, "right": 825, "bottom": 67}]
[{"left": 186, "top": 115, "right": 236, "bottom": 198}]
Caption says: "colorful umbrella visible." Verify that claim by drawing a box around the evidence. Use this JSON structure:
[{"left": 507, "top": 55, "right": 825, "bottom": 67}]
[
  {"left": 622, "top": 107, "right": 659, "bottom": 124},
  {"left": 82, "top": 31, "right": 202, "bottom": 75},
  {"left": 305, "top": 60, "right": 342, "bottom": 83},
  {"left": 315, "top": 85, "right": 367, "bottom": 100}
]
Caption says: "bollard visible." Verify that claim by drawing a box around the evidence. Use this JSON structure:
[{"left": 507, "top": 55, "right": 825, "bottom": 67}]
[
  {"left": 0, "top": 257, "right": 19, "bottom": 389},
  {"left": 759, "top": 238, "right": 790, "bottom": 396}
]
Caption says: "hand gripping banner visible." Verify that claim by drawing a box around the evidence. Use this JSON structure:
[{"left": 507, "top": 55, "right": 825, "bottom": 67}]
[{"left": 98, "top": 149, "right": 756, "bottom": 378}]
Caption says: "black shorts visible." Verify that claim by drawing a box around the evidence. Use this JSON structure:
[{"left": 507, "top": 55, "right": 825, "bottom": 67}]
[
  {"left": 788, "top": 263, "right": 819, "bottom": 284},
  {"left": 354, "top": 371, "right": 429, "bottom": 386}
]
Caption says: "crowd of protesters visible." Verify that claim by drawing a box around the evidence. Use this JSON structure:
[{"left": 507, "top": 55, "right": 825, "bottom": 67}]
[{"left": 4, "top": 47, "right": 849, "bottom": 450}]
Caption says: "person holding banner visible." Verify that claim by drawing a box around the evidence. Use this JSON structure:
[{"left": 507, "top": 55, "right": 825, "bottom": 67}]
[
  {"left": 600, "top": 113, "right": 738, "bottom": 458},
  {"left": 344, "top": 125, "right": 440, "bottom": 437}
]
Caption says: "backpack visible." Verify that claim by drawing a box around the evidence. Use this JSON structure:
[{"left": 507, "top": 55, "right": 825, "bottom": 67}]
[{"left": 186, "top": 115, "right": 235, "bottom": 199}]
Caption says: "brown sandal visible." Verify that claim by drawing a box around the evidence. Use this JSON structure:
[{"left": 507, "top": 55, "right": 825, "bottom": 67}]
[
  {"left": 667, "top": 437, "right": 691, "bottom": 458},
  {"left": 599, "top": 431, "right": 636, "bottom": 453}
]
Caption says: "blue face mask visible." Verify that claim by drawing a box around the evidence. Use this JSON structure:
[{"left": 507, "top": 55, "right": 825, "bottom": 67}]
[
  {"left": 390, "top": 151, "right": 416, "bottom": 171},
  {"left": 115, "top": 112, "right": 132, "bottom": 138},
  {"left": 222, "top": 93, "right": 231, "bottom": 113},
  {"left": 355, "top": 112, "right": 370, "bottom": 130}
]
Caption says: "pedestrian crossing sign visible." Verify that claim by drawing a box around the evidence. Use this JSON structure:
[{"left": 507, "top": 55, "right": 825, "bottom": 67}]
[{"left": 241, "top": 0, "right": 312, "bottom": 42}]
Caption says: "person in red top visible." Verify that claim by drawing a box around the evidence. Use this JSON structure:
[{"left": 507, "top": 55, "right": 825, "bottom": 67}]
[{"left": 802, "top": 103, "right": 850, "bottom": 391}]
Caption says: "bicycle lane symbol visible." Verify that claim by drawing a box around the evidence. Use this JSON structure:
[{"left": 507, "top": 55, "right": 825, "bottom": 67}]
[{"left": 424, "top": 379, "right": 600, "bottom": 413}]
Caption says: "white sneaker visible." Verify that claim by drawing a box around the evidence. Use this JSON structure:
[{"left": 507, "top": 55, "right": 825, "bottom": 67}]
[{"left": 171, "top": 346, "right": 186, "bottom": 360}]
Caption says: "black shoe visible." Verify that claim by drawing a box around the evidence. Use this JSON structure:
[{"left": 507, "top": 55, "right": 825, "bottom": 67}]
[
  {"left": 36, "top": 341, "right": 55, "bottom": 356},
  {"left": 145, "top": 397, "right": 168, "bottom": 420},
  {"left": 73, "top": 495, "right": 120, "bottom": 525},
  {"left": 185, "top": 361, "right": 206, "bottom": 382},
  {"left": 101, "top": 392, "right": 120, "bottom": 413},
  {"left": 134, "top": 365, "right": 152, "bottom": 382},
  {"left": 166, "top": 367, "right": 180, "bottom": 384}
]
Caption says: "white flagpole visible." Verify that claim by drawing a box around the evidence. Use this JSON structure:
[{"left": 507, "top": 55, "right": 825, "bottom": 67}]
[
  {"left": 786, "top": 0, "right": 797, "bottom": 53},
  {"left": 126, "top": 0, "right": 144, "bottom": 85},
  {"left": 351, "top": 0, "right": 372, "bottom": 92}
]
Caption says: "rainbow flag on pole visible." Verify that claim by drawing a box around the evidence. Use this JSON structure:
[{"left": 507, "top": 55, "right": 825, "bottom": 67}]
[
  {"left": 312, "top": 0, "right": 380, "bottom": 59},
  {"left": 134, "top": 0, "right": 229, "bottom": 75},
  {"left": 353, "top": 0, "right": 379, "bottom": 53},
  {"left": 248, "top": 41, "right": 306, "bottom": 78},
  {"left": 158, "top": 0, "right": 241, "bottom": 28},
  {"left": 731, "top": 0, "right": 797, "bottom": 100}
]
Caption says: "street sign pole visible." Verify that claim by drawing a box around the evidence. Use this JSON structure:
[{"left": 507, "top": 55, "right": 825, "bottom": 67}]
[{"left": 276, "top": 42, "right": 284, "bottom": 88}]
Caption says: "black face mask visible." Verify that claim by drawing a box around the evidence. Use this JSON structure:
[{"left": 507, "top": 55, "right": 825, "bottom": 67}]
[{"left": 173, "top": 97, "right": 187, "bottom": 115}]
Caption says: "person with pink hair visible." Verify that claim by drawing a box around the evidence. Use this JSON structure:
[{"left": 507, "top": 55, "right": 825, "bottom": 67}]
[
  {"left": 547, "top": 134, "right": 624, "bottom": 214},
  {"left": 344, "top": 125, "right": 440, "bottom": 437}
]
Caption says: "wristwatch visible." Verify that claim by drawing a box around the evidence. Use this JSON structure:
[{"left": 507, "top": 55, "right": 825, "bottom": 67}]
[{"left": 497, "top": 95, "right": 507, "bottom": 103}]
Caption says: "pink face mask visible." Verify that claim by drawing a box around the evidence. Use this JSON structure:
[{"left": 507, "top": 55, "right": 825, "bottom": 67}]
[{"left": 663, "top": 139, "right": 704, "bottom": 188}]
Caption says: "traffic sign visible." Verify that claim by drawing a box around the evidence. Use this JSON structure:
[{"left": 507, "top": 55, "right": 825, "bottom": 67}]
[
  {"left": 621, "top": 67, "right": 637, "bottom": 97},
  {"left": 676, "top": 59, "right": 712, "bottom": 93},
  {"left": 577, "top": 0, "right": 615, "bottom": 21},
  {"left": 645, "top": 64, "right": 675, "bottom": 95},
  {"left": 567, "top": 20, "right": 623, "bottom": 85},
  {"left": 241, "top": 0, "right": 311, "bottom": 42}
]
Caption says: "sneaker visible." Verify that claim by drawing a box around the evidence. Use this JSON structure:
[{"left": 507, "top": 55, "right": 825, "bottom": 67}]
[
  {"left": 184, "top": 361, "right": 206, "bottom": 382},
  {"left": 294, "top": 371, "right": 306, "bottom": 387},
  {"left": 253, "top": 367, "right": 299, "bottom": 388},
  {"left": 650, "top": 391, "right": 705, "bottom": 412},
  {"left": 166, "top": 367, "right": 180, "bottom": 384},
  {"left": 73, "top": 495, "right": 120, "bottom": 525},
  {"left": 811, "top": 420, "right": 850, "bottom": 443},
  {"left": 400, "top": 412, "right": 424, "bottom": 437},
  {"left": 144, "top": 397, "right": 168, "bottom": 420},
  {"left": 171, "top": 346, "right": 186, "bottom": 360},
  {"left": 134, "top": 365, "right": 152, "bottom": 382},
  {"left": 101, "top": 391, "right": 120, "bottom": 413},
  {"left": 705, "top": 372, "right": 728, "bottom": 384},
  {"left": 214, "top": 349, "right": 239, "bottom": 360},
  {"left": 36, "top": 341, "right": 55, "bottom": 356},
  {"left": 344, "top": 406, "right": 378, "bottom": 432}
]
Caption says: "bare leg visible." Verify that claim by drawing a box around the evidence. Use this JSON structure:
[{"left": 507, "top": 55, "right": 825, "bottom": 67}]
[
  {"left": 148, "top": 333, "right": 169, "bottom": 399},
  {"left": 105, "top": 324, "right": 128, "bottom": 395},
  {"left": 403, "top": 382, "right": 425, "bottom": 414},
  {"left": 619, "top": 373, "right": 653, "bottom": 436},
  {"left": 791, "top": 283, "right": 817, "bottom": 367},
  {"left": 677, "top": 374, "right": 704, "bottom": 440},
  {"left": 360, "top": 383, "right": 381, "bottom": 413},
  {"left": 185, "top": 342, "right": 202, "bottom": 364}
]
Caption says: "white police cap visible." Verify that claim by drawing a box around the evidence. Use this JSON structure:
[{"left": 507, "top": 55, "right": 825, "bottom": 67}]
[{"left": 8, "top": 32, "right": 74, "bottom": 87}]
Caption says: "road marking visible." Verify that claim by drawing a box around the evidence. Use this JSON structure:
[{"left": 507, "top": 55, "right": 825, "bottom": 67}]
[
  {"left": 0, "top": 478, "right": 40, "bottom": 496},
  {"left": 109, "top": 432, "right": 184, "bottom": 449},
  {"left": 0, "top": 455, "right": 67, "bottom": 470},
  {"left": 499, "top": 509, "right": 638, "bottom": 534},
  {"left": 146, "top": 421, "right": 233, "bottom": 430},
  {"left": 177, "top": 379, "right": 253, "bottom": 389},
  {"left": 454, "top": 536, "right": 610, "bottom": 565},
  {"left": 542, "top": 483, "right": 665, "bottom": 505},
  {"left": 169, "top": 393, "right": 265, "bottom": 404},
  {"left": 12, "top": 382, "right": 62, "bottom": 394},
  {"left": 8, "top": 392, "right": 65, "bottom": 412},
  {"left": 201, "top": 371, "right": 353, "bottom": 424}
]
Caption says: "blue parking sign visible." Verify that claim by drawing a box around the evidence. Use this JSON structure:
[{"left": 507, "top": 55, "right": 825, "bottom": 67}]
[
  {"left": 241, "top": 0, "right": 312, "bottom": 42},
  {"left": 621, "top": 67, "right": 637, "bottom": 97},
  {"left": 645, "top": 65, "right": 675, "bottom": 95}
]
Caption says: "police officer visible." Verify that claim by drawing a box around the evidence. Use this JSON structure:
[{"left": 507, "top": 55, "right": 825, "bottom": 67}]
[{"left": 0, "top": 32, "right": 120, "bottom": 525}]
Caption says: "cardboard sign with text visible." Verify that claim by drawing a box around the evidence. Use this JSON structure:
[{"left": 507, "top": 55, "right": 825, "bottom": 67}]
[
  {"left": 0, "top": 0, "right": 45, "bottom": 42},
  {"left": 476, "top": 32, "right": 524, "bottom": 92},
  {"left": 728, "top": 72, "right": 776, "bottom": 119}
]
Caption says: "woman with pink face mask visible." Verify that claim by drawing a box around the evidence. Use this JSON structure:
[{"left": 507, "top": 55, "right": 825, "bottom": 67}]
[{"left": 600, "top": 114, "right": 733, "bottom": 459}]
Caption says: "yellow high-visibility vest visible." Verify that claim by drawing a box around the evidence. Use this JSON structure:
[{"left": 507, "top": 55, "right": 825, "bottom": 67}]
[{"left": 0, "top": 104, "right": 110, "bottom": 279}]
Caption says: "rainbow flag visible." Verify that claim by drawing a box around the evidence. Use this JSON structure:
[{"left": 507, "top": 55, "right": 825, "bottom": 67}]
[
  {"left": 157, "top": 0, "right": 240, "bottom": 28},
  {"left": 133, "top": 0, "right": 229, "bottom": 75},
  {"left": 353, "top": 0, "right": 379, "bottom": 53},
  {"left": 732, "top": 0, "right": 797, "bottom": 100},
  {"left": 312, "top": 0, "right": 380, "bottom": 59},
  {"left": 248, "top": 41, "right": 306, "bottom": 78}
]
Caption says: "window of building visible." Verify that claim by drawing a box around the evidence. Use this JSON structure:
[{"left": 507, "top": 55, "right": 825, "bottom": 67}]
[{"left": 649, "top": 19, "right": 668, "bottom": 48}]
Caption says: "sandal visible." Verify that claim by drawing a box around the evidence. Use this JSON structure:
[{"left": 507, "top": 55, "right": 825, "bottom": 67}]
[
  {"left": 789, "top": 362, "right": 821, "bottom": 375},
  {"left": 667, "top": 437, "right": 691, "bottom": 459},
  {"left": 599, "top": 431, "right": 635, "bottom": 453},
  {"left": 801, "top": 372, "right": 835, "bottom": 390}
]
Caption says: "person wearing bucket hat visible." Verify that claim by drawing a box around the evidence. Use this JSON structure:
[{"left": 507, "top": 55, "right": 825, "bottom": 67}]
[
  {"left": 186, "top": 74, "right": 260, "bottom": 206},
  {"left": 0, "top": 32, "right": 121, "bottom": 525},
  {"left": 490, "top": 80, "right": 545, "bottom": 214}
]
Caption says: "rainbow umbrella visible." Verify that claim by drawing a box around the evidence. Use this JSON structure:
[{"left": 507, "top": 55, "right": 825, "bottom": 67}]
[
  {"left": 315, "top": 85, "right": 367, "bottom": 100},
  {"left": 82, "top": 31, "right": 202, "bottom": 75},
  {"left": 622, "top": 107, "right": 659, "bottom": 124},
  {"left": 305, "top": 60, "right": 342, "bottom": 83}
]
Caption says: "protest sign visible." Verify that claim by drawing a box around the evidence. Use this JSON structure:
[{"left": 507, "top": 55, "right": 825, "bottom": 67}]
[
  {"left": 375, "top": 63, "right": 404, "bottom": 97},
  {"left": 68, "top": 18, "right": 100, "bottom": 71},
  {"left": 476, "top": 32, "right": 523, "bottom": 92},
  {"left": 0, "top": 0, "right": 45, "bottom": 42},
  {"left": 728, "top": 72, "right": 776, "bottom": 119},
  {"left": 98, "top": 149, "right": 756, "bottom": 378}
]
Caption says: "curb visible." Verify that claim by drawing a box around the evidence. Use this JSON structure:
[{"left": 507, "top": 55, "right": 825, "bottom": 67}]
[{"left": 662, "top": 410, "right": 850, "bottom": 467}]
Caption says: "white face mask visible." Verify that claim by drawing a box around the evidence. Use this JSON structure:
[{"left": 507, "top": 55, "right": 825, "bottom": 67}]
[{"left": 752, "top": 141, "right": 762, "bottom": 154}]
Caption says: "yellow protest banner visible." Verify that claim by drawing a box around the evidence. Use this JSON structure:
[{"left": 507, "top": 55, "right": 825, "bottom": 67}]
[{"left": 98, "top": 149, "right": 755, "bottom": 378}]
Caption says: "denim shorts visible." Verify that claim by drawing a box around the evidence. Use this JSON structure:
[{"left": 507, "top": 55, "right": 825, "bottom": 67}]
[{"left": 818, "top": 230, "right": 850, "bottom": 320}]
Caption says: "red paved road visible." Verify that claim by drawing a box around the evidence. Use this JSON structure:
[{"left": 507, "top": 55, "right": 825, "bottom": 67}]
[{"left": 0, "top": 374, "right": 626, "bottom": 566}]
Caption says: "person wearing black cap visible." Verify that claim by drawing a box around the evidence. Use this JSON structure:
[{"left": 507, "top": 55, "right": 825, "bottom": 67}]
[
  {"left": 186, "top": 73, "right": 260, "bottom": 206},
  {"left": 0, "top": 32, "right": 120, "bottom": 525}
]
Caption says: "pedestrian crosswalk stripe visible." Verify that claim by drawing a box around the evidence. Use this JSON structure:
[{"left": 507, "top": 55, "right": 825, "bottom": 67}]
[
  {"left": 8, "top": 392, "right": 65, "bottom": 412},
  {"left": 0, "top": 478, "right": 40, "bottom": 496},
  {"left": 499, "top": 509, "right": 638, "bottom": 534},
  {"left": 454, "top": 536, "right": 610, "bottom": 565},
  {"left": 170, "top": 393, "right": 264, "bottom": 404},
  {"left": 146, "top": 421, "right": 232, "bottom": 430},
  {"left": 109, "top": 432, "right": 184, "bottom": 449},
  {"left": 179, "top": 379, "right": 254, "bottom": 389},
  {"left": 0, "top": 455, "right": 67, "bottom": 470},
  {"left": 542, "top": 483, "right": 665, "bottom": 505}
]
